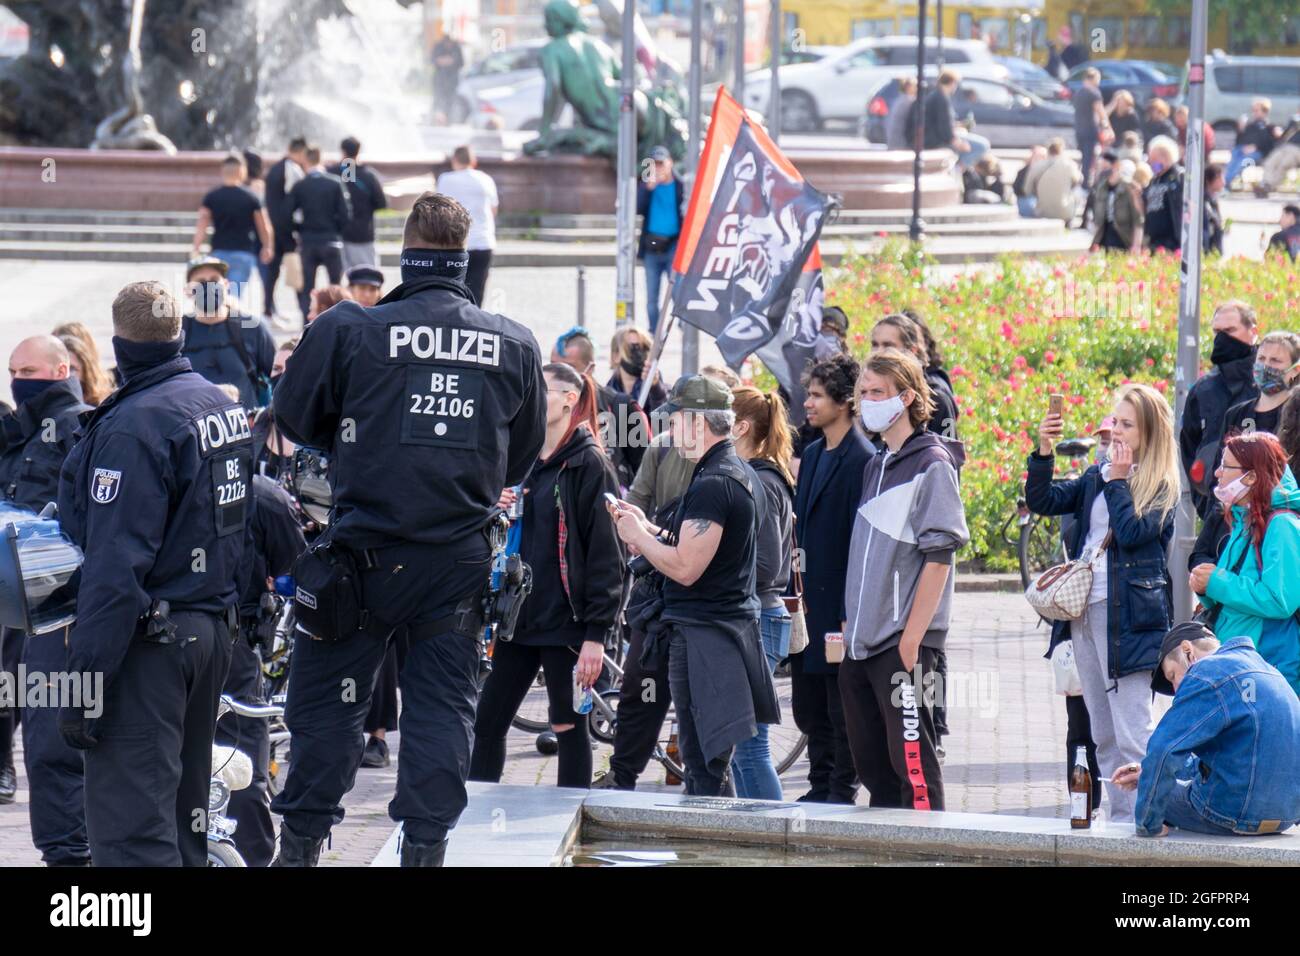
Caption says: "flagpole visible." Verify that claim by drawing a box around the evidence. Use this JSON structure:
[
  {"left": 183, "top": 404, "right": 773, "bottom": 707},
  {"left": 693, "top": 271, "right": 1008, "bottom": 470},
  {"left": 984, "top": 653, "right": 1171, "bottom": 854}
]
[
  {"left": 639, "top": 287, "right": 677, "bottom": 410},
  {"left": 768, "top": 0, "right": 781, "bottom": 144}
]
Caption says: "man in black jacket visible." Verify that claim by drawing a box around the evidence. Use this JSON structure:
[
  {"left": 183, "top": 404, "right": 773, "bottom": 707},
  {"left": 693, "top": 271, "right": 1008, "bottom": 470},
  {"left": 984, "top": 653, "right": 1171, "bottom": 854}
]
[
  {"left": 0, "top": 336, "right": 89, "bottom": 860},
  {"left": 262, "top": 136, "right": 307, "bottom": 321},
  {"left": 269, "top": 192, "right": 546, "bottom": 866},
  {"left": 1179, "top": 300, "right": 1259, "bottom": 518},
  {"left": 328, "top": 136, "right": 388, "bottom": 274},
  {"left": 288, "top": 144, "right": 352, "bottom": 320},
  {"left": 1143, "top": 137, "right": 1185, "bottom": 252}
]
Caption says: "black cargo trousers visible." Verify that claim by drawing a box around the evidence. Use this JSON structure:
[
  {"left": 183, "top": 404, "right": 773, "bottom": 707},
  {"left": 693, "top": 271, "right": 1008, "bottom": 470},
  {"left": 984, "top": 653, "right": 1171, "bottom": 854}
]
[
  {"left": 272, "top": 535, "right": 490, "bottom": 847},
  {"left": 84, "top": 609, "right": 235, "bottom": 867}
]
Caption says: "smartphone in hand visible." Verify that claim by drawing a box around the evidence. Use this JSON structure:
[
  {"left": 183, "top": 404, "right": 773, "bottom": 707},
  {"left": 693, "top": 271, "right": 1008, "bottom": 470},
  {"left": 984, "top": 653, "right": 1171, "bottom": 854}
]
[{"left": 1049, "top": 393, "right": 1064, "bottom": 418}]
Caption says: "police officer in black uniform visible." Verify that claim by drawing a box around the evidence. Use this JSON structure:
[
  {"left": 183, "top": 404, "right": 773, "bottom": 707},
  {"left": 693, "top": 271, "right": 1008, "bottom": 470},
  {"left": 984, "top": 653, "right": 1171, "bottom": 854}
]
[
  {"left": 270, "top": 191, "right": 545, "bottom": 867},
  {"left": 0, "top": 336, "right": 89, "bottom": 860},
  {"left": 57, "top": 281, "right": 253, "bottom": 867}
]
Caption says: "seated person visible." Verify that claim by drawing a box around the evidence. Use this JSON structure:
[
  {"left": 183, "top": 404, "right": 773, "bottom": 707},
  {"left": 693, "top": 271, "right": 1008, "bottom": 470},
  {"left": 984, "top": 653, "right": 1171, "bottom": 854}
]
[{"left": 1112, "top": 622, "right": 1300, "bottom": 838}]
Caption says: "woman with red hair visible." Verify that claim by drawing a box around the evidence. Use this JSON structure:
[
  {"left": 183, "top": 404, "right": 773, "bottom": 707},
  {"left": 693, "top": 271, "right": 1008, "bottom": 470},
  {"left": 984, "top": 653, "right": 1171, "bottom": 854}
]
[
  {"left": 469, "top": 363, "right": 625, "bottom": 788},
  {"left": 1191, "top": 431, "right": 1300, "bottom": 694}
]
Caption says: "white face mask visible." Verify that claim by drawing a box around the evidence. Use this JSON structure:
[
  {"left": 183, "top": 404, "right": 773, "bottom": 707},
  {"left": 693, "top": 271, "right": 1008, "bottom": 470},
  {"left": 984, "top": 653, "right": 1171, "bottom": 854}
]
[
  {"left": 859, "top": 394, "right": 906, "bottom": 433},
  {"left": 1214, "top": 473, "right": 1252, "bottom": 505}
]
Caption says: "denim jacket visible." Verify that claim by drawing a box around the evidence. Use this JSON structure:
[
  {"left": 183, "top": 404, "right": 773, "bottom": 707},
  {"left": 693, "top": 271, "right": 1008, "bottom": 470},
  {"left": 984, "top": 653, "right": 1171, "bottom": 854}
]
[
  {"left": 1135, "top": 637, "right": 1300, "bottom": 836},
  {"left": 1024, "top": 453, "right": 1175, "bottom": 677}
]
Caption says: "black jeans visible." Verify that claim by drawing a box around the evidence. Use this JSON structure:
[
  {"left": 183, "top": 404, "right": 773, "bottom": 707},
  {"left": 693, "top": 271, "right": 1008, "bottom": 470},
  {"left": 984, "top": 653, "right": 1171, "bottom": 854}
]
[
  {"left": 607, "top": 627, "right": 672, "bottom": 789},
  {"left": 0, "top": 626, "right": 22, "bottom": 767},
  {"left": 84, "top": 610, "right": 234, "bottom": 866},
  {"left": 467, "top": 249, "right": 493, "bottom": 305},
  {"left": 469, "top": 640, "right": 591, "bottom": 788},
  {"left": 21, "top": 627, "right": 90, "bottom": 865},
  {"left": 216, "top": 636, "right": 275, "bottom": 867},
  {"left": 838, "top": 645, "right": 945, "bottom": 811},
  {"left": 789, "top": 654, "right": 858, "bottom": 803},
  {"left": 667, "top": 629, "right": 735, "bottom": 796},
  {"left": 1065, "top": 693, "right": 1103, "bottom": 806},
  {"left": 271, "top": 537, "right": 489, "bottom": 845},
  {"left": 297, "top": 241, "right": 344, "bottom": 318}
]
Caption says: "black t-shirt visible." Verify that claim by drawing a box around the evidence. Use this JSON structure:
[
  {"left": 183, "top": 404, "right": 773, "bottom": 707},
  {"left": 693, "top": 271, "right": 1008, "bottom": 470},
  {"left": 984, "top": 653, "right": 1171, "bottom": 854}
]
[
  {"left": 662, "top": 441, "right": 759, "bottom": 624},
  {"left": 1073, "top": 85, "right": 1102, "bottom": 135},
  {"left": 202, "top": 185, "right": 262, "bottom": 253}
]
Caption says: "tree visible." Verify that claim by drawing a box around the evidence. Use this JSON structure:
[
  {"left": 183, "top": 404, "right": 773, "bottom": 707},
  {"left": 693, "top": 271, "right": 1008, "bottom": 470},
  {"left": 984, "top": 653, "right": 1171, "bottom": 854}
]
[{"left": 1148, "top": 0, "right": 1300, "bottom": 53}]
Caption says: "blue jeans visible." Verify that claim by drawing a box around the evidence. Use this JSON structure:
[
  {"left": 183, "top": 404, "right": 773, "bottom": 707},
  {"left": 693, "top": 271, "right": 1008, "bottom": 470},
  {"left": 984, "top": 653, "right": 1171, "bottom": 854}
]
[
  {"left": 643, "top": 246, "right": 677, "bottom": 335},
  {"left": 956, "top": 132, "right": 990, "bottom": 170},
  {"left": 1160, "top": 780, "right": 1239, "bottom": 836},
  {"left": 211, "top": 249, "right": 258, "bottom": 301},
  {"left": 730, "top": 607, "right": 791, "bottom": 800},
  {"left": 1017, "top": 195, "right": 1038, "bottom": 218},
  {"left": 1225, "top": 146, "right": 1259, "bottom": 187}
]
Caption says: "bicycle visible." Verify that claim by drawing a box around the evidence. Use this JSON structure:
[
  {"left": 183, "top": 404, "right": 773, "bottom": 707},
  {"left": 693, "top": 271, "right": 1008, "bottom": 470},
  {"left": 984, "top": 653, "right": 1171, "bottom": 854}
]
[{"left": 1002, "top": 436, "right": 1096, "bottom": 590}]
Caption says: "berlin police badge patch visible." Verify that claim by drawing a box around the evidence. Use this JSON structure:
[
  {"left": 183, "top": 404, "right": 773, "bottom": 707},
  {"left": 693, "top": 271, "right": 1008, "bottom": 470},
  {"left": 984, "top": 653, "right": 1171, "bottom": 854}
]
[{"left": 91, "top": 467, "right": 122, "bottom": 504}]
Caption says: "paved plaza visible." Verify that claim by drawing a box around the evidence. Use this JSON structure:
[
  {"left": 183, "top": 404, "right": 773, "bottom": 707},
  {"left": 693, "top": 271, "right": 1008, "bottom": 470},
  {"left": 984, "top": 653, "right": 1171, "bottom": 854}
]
[{"left": 0, "top": 590, "right": 1123, "bottom": 866}]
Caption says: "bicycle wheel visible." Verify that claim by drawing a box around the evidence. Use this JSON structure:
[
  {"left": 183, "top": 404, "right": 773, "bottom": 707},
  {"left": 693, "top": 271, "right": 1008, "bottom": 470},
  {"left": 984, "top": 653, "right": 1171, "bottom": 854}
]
[
  {"left": 1019, "top": 514, "right": 1064, "bottom": 591},
  {"left": 770, "top": 659, "right": 808, "bottom": 776}
]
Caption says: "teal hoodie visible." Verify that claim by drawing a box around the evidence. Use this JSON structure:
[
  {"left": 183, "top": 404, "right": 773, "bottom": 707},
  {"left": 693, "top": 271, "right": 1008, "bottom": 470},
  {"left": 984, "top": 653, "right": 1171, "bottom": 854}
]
[{"left": 1200, "top": 467, "right": 1300, "bottom": 693}]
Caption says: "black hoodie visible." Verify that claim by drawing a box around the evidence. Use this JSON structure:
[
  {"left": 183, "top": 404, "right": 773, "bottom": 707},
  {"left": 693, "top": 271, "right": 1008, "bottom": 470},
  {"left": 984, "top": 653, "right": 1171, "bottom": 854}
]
[
  {"left": 749, "top": 458, "right": 794, "bottom": 609},
  {"left": 513, "top": 426, "right": 626, "bottom": 647}
]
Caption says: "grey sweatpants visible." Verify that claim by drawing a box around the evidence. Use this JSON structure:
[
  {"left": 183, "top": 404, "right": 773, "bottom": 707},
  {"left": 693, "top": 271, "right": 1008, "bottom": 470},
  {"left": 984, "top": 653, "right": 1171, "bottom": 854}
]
[
  {"left": 342, "top": 241, "right": 378, "bottom": 273},
  {"left": 1070, "top": 600, "right": 1154, "bottom": 823}
]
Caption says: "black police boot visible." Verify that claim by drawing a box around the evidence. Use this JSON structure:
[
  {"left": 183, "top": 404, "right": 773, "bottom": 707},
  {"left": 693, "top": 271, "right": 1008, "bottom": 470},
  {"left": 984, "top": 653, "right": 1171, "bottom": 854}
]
[
  {"left": 271, "top": 825, "right": 325, "bottom": 867},
  {"left": 399, "top": 837, "right": 449, "bottom": 867},
  {"left": 0, "top": 762, "right": 16, "bottom": 805}
]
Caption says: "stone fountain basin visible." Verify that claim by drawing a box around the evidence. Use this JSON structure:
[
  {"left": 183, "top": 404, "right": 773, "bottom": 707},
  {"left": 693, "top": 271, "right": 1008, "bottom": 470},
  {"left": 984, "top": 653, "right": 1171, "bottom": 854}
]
[
  {"left": 372, "top": 782, "right": 1300, "bottom": 867},
  {"left": 0, "top": 145, "right": 959, "bottom": 215}
]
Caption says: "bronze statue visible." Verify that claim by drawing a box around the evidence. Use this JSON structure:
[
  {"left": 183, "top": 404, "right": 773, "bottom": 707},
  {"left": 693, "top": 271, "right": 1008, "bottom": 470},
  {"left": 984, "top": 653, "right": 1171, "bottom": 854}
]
[
  {"left": 91, "top": 0, "right": 176, "bottom": 152},
  {"left": 524, "top": 0, "right": 686, "bottom": 163}
]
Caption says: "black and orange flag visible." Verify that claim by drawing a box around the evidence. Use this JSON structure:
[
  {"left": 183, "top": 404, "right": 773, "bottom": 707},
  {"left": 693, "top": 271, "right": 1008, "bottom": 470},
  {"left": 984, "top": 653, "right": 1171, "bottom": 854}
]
[{"left": 671, "top": 88, "right": 832, "bottom": 388}]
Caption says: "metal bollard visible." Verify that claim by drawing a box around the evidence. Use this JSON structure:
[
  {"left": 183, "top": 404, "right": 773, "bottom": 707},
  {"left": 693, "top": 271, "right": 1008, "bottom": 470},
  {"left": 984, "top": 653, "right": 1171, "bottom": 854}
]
[{"left": 576, "top": 265, "right": 587, "bottom": 326}]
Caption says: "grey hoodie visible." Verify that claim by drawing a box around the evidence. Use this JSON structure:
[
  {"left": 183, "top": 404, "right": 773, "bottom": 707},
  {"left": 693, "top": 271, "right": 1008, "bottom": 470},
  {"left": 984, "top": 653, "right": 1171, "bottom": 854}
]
[{"left": 843, "top": 427, "right": 970, "bottom": 660}]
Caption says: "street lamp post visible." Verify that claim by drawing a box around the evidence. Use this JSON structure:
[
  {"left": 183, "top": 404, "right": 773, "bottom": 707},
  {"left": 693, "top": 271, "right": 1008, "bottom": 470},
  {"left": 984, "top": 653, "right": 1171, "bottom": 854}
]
[
  {"left": 734, "top": 0, "right": 746, "bottom": 101},
  {"left": 768, "top": 0, "right": 781, "bottom": 143},
  {"left": 614, "top": 0, "right": 637, "bottom": 329},
  {"left": 1171, "top": 0, "right": 1209, "bottom": 622},
  {"left": 909, "top": 0, "right": 929, "bottom": 243}
]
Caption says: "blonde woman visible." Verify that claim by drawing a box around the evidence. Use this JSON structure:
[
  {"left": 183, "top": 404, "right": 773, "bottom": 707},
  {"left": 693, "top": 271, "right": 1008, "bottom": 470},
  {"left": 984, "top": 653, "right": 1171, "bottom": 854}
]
[
  {"left": 1107, "top": 90, "right": 1142, "bottom": 145},
  {"left": 608, "top": 325, "right": 666, "bottom": 410},
  {"left": 54, "top": 329, "right": 115, "bottom": 406},
  {"left": 1026, "top": 383, "right": 1180, "bottom": 824}
]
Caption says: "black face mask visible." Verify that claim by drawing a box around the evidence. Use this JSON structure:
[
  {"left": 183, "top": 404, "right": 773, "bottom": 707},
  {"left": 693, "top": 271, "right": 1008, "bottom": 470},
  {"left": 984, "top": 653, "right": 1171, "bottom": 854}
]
[
  {"left": 620, "top": 342, "right": 648, "bottom": 379},
  {"left": 193, "top": 280, "right": 225, "bottom": 316},
  {"left": 399, "top": 248, "right": 469, "bottom": 284},
  {"left": 1210, "top": 331, "right": 1254, "bottom": 367}
]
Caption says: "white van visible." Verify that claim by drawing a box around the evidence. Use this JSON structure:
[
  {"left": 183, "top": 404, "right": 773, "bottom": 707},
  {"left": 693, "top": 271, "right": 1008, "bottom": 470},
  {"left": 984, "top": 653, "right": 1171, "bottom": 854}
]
[{"left": 1195, "top": 53, "right": 1300, "bottom": 142}]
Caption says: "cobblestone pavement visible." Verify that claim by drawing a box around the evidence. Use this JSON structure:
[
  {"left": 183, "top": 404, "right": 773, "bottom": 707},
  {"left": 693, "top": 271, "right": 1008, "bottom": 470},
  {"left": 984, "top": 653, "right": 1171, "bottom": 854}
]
[{"left": 0, "top": 591, "right": 1152, "bottom": 866}]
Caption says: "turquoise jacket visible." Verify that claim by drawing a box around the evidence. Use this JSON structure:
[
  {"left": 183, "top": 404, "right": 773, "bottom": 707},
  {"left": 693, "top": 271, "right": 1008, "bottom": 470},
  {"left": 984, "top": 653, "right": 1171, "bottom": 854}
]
[{"left": 1199, "top": 467, "right": 1300, "bottom": 693}]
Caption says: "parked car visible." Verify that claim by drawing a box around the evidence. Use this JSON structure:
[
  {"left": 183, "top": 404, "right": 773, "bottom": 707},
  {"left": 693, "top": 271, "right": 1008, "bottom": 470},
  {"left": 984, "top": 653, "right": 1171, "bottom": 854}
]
[
  {"left": 1064, "top": 59, "right": 1182, "bottom": 108},
  {"left": 454, "top": 39, "right": 549, "bottom": 124},
  {"left": 1189, "top": 53, "right": 1300, "bottom": 144},
  {"left": 864, "top": 75, "right": 1075, "bottom": 149},
  {"left": 743, "top": 36, "right": 1009, "bottom": 133},
  {"left": 995, "top": 55, "right": 1071, "bottom": 102}
]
